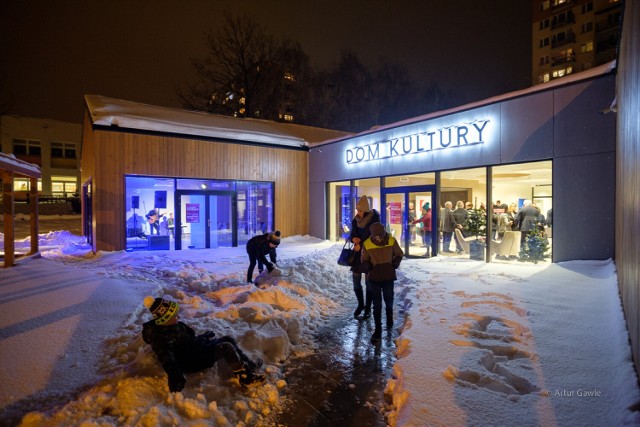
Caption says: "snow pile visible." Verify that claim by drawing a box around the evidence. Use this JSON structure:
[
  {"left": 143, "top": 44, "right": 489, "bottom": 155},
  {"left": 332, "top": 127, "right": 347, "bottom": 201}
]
[{"left": 1, "top": 230, "right": 639, "bottom": 426}]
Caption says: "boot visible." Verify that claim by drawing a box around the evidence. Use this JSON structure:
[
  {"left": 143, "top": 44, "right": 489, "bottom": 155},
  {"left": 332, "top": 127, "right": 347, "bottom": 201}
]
[
  {"left": 354, "top": 288, "right": 365, "bottom": 318},
  {"left": 386, "top": 308, "right": 394, "bottom": 330},
  {"left": 371, "top": 328, "right": 382, "bottom": 344}
]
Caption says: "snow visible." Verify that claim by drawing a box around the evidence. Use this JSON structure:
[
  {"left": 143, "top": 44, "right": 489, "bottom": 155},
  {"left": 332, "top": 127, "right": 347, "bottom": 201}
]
[
  {"left": 1, "top": 228, "right": 639, "bottom": 426},
  {"left": 0, "top": 152, "right": 41, "bottom": 177},
  {"left": 85, "top": 94, "right": 352, "bottom": 148}
]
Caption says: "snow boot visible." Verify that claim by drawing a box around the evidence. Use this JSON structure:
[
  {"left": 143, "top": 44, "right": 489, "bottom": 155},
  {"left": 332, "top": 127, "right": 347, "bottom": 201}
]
[
  {"left": 354, "top": 288, "right": 365, "bottom": 319},
  {"left": 370, "top": 328, "right": 382, "bottom": 345}
]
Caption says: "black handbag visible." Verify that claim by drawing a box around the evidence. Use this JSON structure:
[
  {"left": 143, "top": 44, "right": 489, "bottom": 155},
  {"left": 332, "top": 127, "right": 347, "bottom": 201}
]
[{"left": 337, "top": 239, "right": 356, "bottom": 266}]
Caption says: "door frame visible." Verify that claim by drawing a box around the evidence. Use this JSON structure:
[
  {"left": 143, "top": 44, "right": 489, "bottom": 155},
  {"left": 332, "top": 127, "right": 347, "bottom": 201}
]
[
  {"left": 175, "top": 190, "right": 237, "bottom": 250},
  {"left": 381, "top": 185, "right": 437, "bottom": 257}
]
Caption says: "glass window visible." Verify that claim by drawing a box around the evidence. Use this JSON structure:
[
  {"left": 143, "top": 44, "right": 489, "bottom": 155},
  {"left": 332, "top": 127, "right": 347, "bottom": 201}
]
[
  {"left": 125, "top": 176, "right": 176, "bottom": 251},
  {"left": 440, "top": 168, "right": 486, "bottom": 257},
  {"left": 236, "top": 181, "right": 274, "bottom": 246},
  {"left": 384, "top": 172, "right": 435, "bottom": 188},
  {"left": 51, "top": 176, "right": 78, "bottom": 196},
  {"left": 328, "top": 181, "right": 351, "bottom": 241},
  {"left": 491, "top": 161, "right": 552, "bottom": 262}
]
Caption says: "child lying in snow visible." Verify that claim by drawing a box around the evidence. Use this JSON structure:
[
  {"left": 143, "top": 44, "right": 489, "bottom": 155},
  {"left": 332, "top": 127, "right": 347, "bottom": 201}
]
[{"left": 142, "top": 295, "right": 264, "bottom": 392}]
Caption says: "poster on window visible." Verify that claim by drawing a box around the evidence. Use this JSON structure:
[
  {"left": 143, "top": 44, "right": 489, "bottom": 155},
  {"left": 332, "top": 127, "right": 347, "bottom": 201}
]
[
  {"left": 186, "top": 203, "right": 200, "bottom": 223},
  {"left": 389, "top": 202, "right": 402, "bottom": 224}
]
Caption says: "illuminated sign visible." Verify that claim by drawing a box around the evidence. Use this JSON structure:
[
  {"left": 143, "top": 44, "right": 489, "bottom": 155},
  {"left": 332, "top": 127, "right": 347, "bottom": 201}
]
[{"left": 346, "top": 119, "right": 490, "bottom": 164}]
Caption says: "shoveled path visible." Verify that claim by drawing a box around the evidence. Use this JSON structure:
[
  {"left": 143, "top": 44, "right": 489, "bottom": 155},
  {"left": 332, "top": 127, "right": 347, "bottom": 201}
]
[{"left": 273, "top": 308, "right": 400, "bottom": 426}]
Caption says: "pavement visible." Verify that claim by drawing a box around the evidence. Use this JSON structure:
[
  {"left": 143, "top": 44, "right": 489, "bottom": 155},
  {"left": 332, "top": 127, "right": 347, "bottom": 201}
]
[{"left": 273, "top": 308, "right": 399, "bottom": 426}]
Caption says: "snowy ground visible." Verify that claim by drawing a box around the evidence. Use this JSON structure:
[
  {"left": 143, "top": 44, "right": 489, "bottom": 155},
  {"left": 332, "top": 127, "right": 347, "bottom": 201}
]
[{"left": 1, "top": 230, "right": 639, "bottom": 426}]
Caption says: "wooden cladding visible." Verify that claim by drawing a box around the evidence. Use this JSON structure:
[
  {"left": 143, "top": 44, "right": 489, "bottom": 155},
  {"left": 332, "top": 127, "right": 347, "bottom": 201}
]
[{"left": 82, "top": 113, "right": 309, "bottom": 252}]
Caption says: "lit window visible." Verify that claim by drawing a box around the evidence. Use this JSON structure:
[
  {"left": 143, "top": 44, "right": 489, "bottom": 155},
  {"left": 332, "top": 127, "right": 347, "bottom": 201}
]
[{"left": 581, "top": 41, "right": 593, "bottom": 52}]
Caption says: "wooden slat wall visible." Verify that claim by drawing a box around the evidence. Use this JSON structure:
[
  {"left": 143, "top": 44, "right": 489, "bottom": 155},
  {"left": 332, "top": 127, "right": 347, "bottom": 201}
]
[
  {"left": 82, "top": 113, "right": 308, "bottom": 252},
  {"left": 616, "top": 1, "right": 640, "bottom": 375}
]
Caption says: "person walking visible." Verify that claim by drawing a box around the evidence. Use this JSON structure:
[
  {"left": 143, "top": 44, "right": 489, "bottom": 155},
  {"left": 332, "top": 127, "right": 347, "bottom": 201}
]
[
  {"left": 246, "top": 231, "right": 281, "bottom": 284},
  {"left": 142, "top": 295, "right": 264, "bottom": 391},
  {"left": 349, "top": 195, "right": 380, "bottom": 320},
  {"left": 361, "top": 222, "right": 404, "bottom": 344}
]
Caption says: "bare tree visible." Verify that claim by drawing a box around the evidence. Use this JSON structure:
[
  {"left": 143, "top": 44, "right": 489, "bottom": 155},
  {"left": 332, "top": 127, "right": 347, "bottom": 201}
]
[{"left": 179, "top": 12, "right": 310, "bottom": 122}]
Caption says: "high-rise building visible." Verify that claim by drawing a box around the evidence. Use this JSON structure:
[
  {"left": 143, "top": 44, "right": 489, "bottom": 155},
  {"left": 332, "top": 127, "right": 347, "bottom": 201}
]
[{"left": 532, "top": 0, "right": 621, "bottom": 85}]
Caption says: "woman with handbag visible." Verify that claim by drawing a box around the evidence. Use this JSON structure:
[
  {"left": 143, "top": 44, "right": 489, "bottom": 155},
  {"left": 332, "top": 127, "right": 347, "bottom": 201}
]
[{"left": 349, "top": 195, "right": 380, "bottom": 320}]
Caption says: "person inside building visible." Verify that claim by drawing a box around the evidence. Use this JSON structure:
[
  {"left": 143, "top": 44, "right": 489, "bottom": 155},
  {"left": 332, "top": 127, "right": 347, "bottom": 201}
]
[
  {"left": 142, "top": 295, "right": 264, "bottom": 392},
  {"left": 246, "top": 230, "right": 281, "bottom": 284},
  {"left": 349, "top": 195, "right": 380, "bottom": 320},
  {"left": 361, "top": 222, "right": 404, "bottom": 344},
  {"left": 411, "top": 204, "right": 432, "bottom": 256},
  {"left": 146, "top": 208, "right": 163, "bottom": 235}
]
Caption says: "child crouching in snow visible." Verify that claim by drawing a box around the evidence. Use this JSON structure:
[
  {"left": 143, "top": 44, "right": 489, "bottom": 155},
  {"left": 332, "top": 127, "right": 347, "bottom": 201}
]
[{"left": 142, "top": 295, "right": 264, "bottom": 392}]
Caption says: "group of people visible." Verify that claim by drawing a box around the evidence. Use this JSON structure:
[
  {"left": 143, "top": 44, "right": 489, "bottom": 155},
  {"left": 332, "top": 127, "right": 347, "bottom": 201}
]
[{"left": 348, "top": 196, "right": 404, "bottom": 344}]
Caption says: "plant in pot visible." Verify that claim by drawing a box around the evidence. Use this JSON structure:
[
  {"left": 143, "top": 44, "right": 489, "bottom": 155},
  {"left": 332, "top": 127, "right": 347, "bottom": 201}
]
[
  {"left": 465, "top": 208, "right": 487, "bottom": 260},
  {"left": 519, "top": 222, "right": 550, "bottom": 264}
]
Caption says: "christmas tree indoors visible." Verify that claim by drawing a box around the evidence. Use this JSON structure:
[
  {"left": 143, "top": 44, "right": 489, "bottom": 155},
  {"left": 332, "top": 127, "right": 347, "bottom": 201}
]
[{"left": 519, "top": 223, "right": 550, "bottom": 264}]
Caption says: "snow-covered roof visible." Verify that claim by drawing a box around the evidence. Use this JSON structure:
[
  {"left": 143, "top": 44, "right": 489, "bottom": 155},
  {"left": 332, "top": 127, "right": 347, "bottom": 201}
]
[
  {"left": 0, "top": 152, "right": 41, "bottom": 177},
  {"left": 316, "top": 60, "right": 618, "bottom": 146},
  {"left": 84, "top": 95, "right": 351, "bottom": 149}
]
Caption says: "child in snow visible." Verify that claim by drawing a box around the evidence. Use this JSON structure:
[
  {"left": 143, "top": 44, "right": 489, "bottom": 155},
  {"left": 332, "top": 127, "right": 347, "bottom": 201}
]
[
  {"left": 246, "top": 230, "right": 281, "bottom": 284},
  {"left": 142, "top": 295, "right": 264, "bottom": 392}
]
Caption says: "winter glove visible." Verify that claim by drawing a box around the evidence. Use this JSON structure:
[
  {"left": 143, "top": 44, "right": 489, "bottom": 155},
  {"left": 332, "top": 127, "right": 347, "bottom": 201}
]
[
  {"left": 267, "top": 263, "right": 274, "bottom": 273},
  {"left": 168, "top": 371, "right": 186, "bottom": 392}
]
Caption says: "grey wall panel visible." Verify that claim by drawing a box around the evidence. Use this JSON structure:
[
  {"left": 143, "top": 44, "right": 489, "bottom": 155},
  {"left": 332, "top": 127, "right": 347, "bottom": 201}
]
[
  {"left": 501, "top": 91, "right": 554, "bottom": 163},
  {"left": 554, "top": 77, "right": 616, "bottom": 157},
  {"left": 553, "top": 152, "right": 615, "bottom": 262},
  {"left": 308, "top": 181, "right": 327, "bottom": 239},
  {"left": 615, "top": 0, "right": 640, "bottom": 375}
]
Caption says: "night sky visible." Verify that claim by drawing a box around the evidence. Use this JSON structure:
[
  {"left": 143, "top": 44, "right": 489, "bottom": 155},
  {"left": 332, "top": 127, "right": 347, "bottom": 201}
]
[{"left": 1, "top": 0, "right": 532, "bottom": 125}]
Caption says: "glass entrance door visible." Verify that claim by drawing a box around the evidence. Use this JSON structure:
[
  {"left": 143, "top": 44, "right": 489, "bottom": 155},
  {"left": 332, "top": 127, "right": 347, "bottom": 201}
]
[
  {"left": 176, "top": 191, "right": 236, "bottom": 250},
  {"left": 382, "top": 186, "right": 435, "bottom": 257}
]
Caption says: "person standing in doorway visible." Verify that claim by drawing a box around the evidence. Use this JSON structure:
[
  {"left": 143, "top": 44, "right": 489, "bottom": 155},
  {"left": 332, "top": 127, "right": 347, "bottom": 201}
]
[
  {"left": 361, "top": 222, "right": 404, "bottom": 344},
  {"left": 349, "top": 195, "right": 380, "bottom": 320},
  {"left": 411, "top": 204, "right": 432, "bottom": 256},
  {"left": 441, "top": 201, "right": 457, "bottom": 253}
]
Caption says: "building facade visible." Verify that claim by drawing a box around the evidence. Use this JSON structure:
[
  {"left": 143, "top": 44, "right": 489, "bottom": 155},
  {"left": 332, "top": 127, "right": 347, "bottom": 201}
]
[
  {"left": 81, "top": 95, "right": 348, "bottom": 252},
  {"left": 0, "top": 115, "right": 81, "bottom": 200},
  {"left": 309, "top": 62, "right": 616, "bottom": 263},
  {"left": 532, "top": 0, "right": 621, "bottom": 85}
]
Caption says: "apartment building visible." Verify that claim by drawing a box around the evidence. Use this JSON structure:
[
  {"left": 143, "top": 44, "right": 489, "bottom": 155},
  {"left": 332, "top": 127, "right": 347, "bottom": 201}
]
[
  {"left": 0, "top": 115, "right": 81, "bottom": 200},
  {"left": 532, "top": 0, "right": 621, "bottom": 84}
]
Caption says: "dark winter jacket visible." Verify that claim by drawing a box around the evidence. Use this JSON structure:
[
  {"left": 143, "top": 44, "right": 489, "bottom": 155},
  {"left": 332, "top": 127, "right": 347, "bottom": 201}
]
[
  {"left": 349, "top": 209, "right": 380, "bottom": 274},
  {"left": 142, "top": 320, "right": 218, "bottom": 376},
  {"left": 452, "top": 208, "right": 468, "bottom": 228},
  {"left": 246, "top": 233, "right": 277, "bottom": 270},
  {"left": 442, "top": 208, "right": 457, "bottom": 232},
  {"left": 361, "top": 233, "right": 404, "bottom": 282},
  {"left": 515, "top": 205, "right": 541, "bottom": 232}
]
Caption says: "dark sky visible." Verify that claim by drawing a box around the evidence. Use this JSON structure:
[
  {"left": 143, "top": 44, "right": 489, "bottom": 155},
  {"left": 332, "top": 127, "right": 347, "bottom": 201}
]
[{"left": 1, "top": 0, "right": 532, "bottom": 124}]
